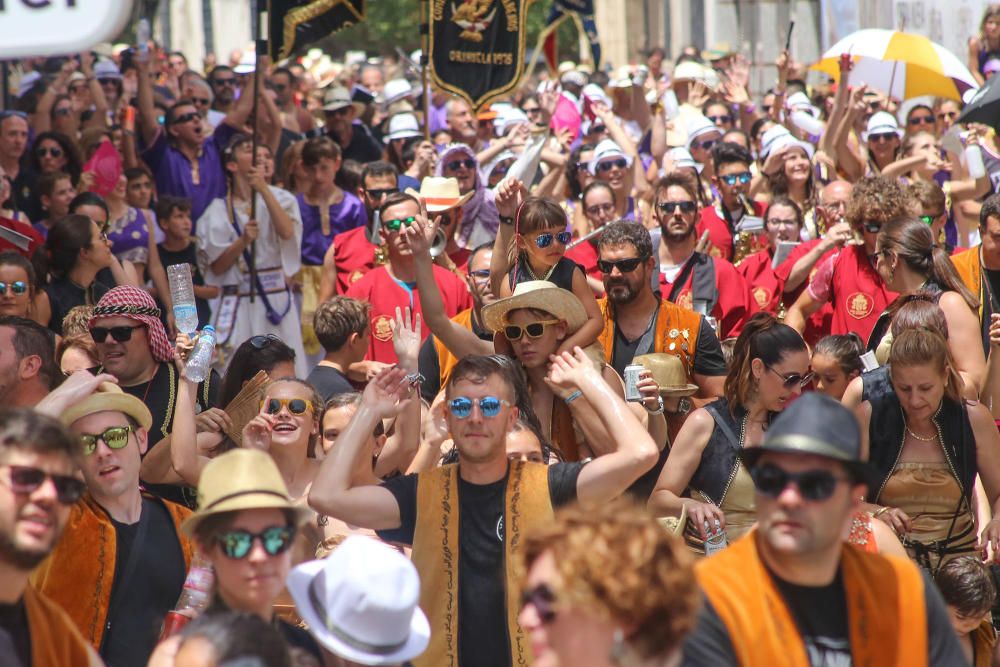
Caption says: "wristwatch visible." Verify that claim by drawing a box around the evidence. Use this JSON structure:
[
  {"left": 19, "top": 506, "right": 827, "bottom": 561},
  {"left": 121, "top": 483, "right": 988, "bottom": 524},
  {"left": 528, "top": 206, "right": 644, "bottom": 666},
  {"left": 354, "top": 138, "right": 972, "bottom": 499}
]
[
  {"left": 644, "top": 395, "right": 665, "bottom": 415},
  {"left": 499, "top": 215, "right": 515, "bottom": 226},
  {"left": 667, "top": 397, "right": 692, "bottom": 416}
]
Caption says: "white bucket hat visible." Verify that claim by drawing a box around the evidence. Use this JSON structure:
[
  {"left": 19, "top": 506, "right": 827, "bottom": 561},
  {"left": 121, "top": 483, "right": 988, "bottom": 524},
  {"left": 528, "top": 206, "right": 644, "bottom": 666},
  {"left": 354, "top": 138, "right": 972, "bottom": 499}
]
[
  {"left": 667, "top": 147, "right": 701, "bottom": 174},
  {"left": 287, "top": 537, "right": 430, "bottom": 666},
  {"left": 759, "top": 124, "right": 815, "bottom": 160},
  {"left": 862, "top": 111, "right": 903, "bottom": 142},
  {"left": 382, "top": 78, "right": 417, "bottom": 108},
  {"left": 383, "top": 113, "right": 422, "bottom": 144},
  {"left": 587, "top": 138, "right": 632, "bottom": 175},
  {"left": 685, "top": 115, "right": 721, "bottom": 151}
]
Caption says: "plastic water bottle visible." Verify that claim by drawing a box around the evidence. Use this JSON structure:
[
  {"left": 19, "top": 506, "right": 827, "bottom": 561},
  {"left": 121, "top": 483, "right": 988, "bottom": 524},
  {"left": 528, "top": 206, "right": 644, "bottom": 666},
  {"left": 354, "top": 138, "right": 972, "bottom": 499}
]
[
  {"left": 137, "top": 19, "right": 150, "bottom": 58},
  {"left": 184, "top": 326, "right": 216, "bottom": 382},
  {"left": 790, "top": 110, "right": 825, "bottom": 138},
  {"left": 167, "top": 264, "right": 199, "bottom": 334},
  {"left": 159, "top": 553, "right": 214, "bottom": 640},
  {"left": 964, "top": 140, "right": 987, "bottom": 179}
]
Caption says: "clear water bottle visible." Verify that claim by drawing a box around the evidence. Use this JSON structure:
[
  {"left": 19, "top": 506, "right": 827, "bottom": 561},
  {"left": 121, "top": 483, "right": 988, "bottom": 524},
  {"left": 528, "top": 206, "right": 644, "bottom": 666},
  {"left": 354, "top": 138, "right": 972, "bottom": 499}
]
[
  {"left": 167, "top": 263, "right": 199, "bottom": 334},
  {"left": 964, "top": 139, "right": 987, "bottom": 179},
  {"left": 184, "top": 326, "right": 216, "bottom": 382},
  {"left": 159, "top": 553, "right": 214, "bottom": 640}
]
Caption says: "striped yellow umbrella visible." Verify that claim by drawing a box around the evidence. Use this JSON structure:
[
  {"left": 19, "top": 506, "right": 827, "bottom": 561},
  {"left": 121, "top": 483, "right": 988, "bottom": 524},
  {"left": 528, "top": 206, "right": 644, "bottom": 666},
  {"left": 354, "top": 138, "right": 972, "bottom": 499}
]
[{"left": 812, "top": 29, "right": 977, "bottom": 101}]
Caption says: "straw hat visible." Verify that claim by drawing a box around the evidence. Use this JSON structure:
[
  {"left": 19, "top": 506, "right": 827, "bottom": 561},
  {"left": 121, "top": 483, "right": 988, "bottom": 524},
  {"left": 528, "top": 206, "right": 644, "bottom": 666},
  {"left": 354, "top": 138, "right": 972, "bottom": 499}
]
[
  {"left": 632, "top": 354, "right": 698, "bottom": 397},
  {"left": 404, "top": 176, "right": 473, "bottom": 212},
  {"left": 180, "top": 449, "right": 311, "bottom": 536},
  {"left": 287, "top": 537, "right": 430, "bottom": 665},
  {"left": 481, "top": 281, "right": 587, "bottom": 336},
  {"left": 61, "top": 382, "right": 152, "bottom": 430}
]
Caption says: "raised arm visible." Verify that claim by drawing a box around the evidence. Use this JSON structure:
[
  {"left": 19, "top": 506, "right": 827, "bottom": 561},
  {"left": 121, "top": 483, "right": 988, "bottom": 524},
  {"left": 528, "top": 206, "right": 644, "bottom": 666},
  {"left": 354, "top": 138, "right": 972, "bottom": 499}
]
[
  {"left": 135, "top": 46, "right": 160, "bottom": 147},
  {"left": 490, "top": 178, "right": 525, "bottom": 297},
  {"left": 373, "top": 307, "right": 424, "bottom": 477}
]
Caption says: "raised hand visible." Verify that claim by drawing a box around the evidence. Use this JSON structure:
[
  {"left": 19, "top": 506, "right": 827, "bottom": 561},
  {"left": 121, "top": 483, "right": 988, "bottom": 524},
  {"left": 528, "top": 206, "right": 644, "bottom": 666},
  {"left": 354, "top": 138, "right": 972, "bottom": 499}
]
[
  {"left": 545, "top": 346, "right": 603, "bottom": 396},
  {"left": 495, "top": 177, "right": 526, "bottom": 218},
  {"left": 401, "top": 199, "right": 437, "bottom": 257},
  {"left": 390, "top": 306, "right": 422, "bottom": 370},
  {"left": 362, "top": 366, "right": 415, "bottom": 419},
  {"left": 173, "top": 332, "right": 195, "bottom": 375},
  {"left": 242, "top": 397, "right": 276, "bottom": 451}
]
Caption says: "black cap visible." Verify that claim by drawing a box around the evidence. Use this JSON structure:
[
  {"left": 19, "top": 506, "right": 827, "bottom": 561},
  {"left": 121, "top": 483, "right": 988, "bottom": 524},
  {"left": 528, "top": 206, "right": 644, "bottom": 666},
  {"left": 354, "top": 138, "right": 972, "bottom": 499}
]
[{"left": 740, "top": 393, "right": 878, "bottom": 491}]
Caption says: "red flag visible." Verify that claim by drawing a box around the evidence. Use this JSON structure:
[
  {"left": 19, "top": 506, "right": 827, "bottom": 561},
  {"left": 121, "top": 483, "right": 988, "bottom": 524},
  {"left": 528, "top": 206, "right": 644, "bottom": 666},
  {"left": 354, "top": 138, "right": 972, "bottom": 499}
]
[
  {"left": 543, "top": 30, "right": 558, "bottom": 74},
  {"left": 83, "top": 139, "right": 123, "bottom": 198}
]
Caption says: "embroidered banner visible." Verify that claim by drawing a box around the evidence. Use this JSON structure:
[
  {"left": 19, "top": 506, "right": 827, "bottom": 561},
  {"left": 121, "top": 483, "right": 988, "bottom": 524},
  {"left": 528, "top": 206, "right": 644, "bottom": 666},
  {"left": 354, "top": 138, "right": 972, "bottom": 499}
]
[{"left": 268, "top": 0, "right": 366, "bottom": 61}]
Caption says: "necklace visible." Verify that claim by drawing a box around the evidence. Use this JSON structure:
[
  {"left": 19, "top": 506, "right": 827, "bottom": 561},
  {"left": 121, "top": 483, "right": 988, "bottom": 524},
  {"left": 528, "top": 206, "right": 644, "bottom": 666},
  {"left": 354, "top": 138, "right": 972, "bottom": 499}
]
[
  {"left": 905, "top": 422, "right": 938, "bottom": 442},
  {"left": 524, "top": 259, "right": 557, "bottom": 282}
]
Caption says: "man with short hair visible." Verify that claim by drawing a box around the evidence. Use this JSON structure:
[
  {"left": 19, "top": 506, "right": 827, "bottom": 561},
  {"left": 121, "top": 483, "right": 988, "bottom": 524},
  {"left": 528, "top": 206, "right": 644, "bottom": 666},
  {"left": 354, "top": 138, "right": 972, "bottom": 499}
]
[
  {"left": 681, "top": 393, "right": 965, "bottom": 666},
  {"left": 0, "top": 408, "right": 100, "bottom": 667},
  {"left": 345, "top": 193, "right": 471, "bottom": 364},
  {"left": 32, "top": 384, "right": 192, "bottom": 666},
  {"left": 269, "top": 67, "right": 315, "bottom": 134},
  {"left": 208, "top": 65, "right": 237, "bottom": 114},
  {"left": 87, "top": 286, "right": 219, "bottom": 505},
  {"left": 0, "top": 112, "right": 30, "bottom": 214},
  {"left": 358, "top": 63, "right": 386, "bottom": 96},
  {"left": 952, "top": 193, "right": 1000, "bottom": 354},
  {"left": 322, "top": 86, "right": 383, "bottom": 164},
  {"left": 446, "top": 97, "right": 479, "bottom": 149},
  {"left": 697, "top": 142, "right": 767, "bottom": 262},
  {"left": 311, "top": 353, "right": 659, "bottom": 667},
  {"left": 0, "top": 315, "right": 60, "bottom": 408},
  {"left": 307, "top": 296, "right": 370, "bottom": 402}
]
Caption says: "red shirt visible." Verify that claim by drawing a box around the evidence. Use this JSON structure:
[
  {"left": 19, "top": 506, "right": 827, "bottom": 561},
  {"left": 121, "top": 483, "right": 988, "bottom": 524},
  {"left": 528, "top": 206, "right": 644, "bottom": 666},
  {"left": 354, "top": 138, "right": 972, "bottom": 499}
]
[
  {"left": 659, "top": 254, "right": 750, "bottom": 339},
  {"left": 737, "top": 249, "right": 784, "bottom": 314},
  {"left": 564, "top": 240, "right": 601, "bottom": 279},
  {"left": 345, "top": 264, "right": 473, "bottom": 364},
  {"left": 332, "top": 226, "right": 377, "bottom": 294},
  {"left": 697, "top": 201, "right": 768, "bottom": 263},
  {"left": 828, "top": 245, "right": 897, "bottom": 342},
  {"left": 774, "top": 239, "right": 834, "bottom": 346}
]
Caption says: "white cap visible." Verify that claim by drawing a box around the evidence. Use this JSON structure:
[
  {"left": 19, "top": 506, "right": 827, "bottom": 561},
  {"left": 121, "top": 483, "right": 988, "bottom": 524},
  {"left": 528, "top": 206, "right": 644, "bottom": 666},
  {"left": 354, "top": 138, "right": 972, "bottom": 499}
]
[
  {"left": 588, "top": 139, "right": 632, "bottom": 175},
  {"left": 668, "top": 147, "right": 700, "bottom": 173},
  {"left": 785, "top": 91, "right": 820, "bottom": 118},
  {"left": 560, "top": 70, "right": 588, "bottom": 87},
  {"left": 382, "top": 79, "right": 417, "bottom": 107},
  {"left": 495, "top": 107, "right": 529, "bottom": 136},
  {"left": 671, "top": 61, "right": 706, "bottom": 85},
  {"left": 582, "top": 83, "right": 612, "bottom": 107},
  {"left": 863, "top": 111, "right": 903, "bottom": 142},
  {"left": 685, "top": 115, "right": 721, "bottom": 149},
  {"left": 760, "top": 124, "right": 815, "bottom": 160}
]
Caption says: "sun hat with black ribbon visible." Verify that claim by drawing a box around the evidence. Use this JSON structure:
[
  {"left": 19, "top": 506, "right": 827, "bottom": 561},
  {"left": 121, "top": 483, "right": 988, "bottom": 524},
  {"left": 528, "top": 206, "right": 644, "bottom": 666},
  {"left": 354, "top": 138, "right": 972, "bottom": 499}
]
[
  {"left": 180, "top": 449, "right": 311, "bottom": 537},
  {"left": 739, "top": 392, "right": 879, "bottom": 493},
  {"left": 287, "top": 536, "right": 430, "bottom": 665},
  {"left": 89, "top": 285, "right": 174, "bottom": 362}
]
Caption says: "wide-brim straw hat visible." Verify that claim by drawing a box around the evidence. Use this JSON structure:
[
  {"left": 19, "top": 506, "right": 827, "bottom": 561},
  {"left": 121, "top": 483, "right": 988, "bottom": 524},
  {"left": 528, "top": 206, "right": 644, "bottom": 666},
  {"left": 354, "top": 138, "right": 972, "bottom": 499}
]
[
  {"left": 404, "top": 176, "right": 473, "bottom": 212},
  {"left": 481, "top": 281, "right": 588, "bottom": 336},
  {"left": 633, "top": 354, "right": 698, "bottom": 397},
  {"left": 61, "top": 382, "right": 152, "bottom": 430},
  {"left": 181, "top": 449, "right": 311, "bottom": 536}
]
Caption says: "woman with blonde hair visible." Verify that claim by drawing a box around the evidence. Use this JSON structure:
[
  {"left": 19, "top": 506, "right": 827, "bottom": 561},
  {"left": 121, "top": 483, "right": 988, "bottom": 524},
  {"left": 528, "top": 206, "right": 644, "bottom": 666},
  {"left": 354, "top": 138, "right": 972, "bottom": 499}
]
[
  {"left": 969, "top": 3, "right": 1000, "bottom": 84},
  {"left": 519, "top": 500, "right": 698, "bottom": 667}
]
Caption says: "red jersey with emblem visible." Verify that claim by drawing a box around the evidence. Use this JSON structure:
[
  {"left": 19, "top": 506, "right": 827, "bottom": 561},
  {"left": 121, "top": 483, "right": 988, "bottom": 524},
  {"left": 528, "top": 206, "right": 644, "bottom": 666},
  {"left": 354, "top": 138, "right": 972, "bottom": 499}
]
[
  {"left": 659, "top": 254, "right": 750, "bottom": 339},
  {"left": 774, "top": 239, "right": 834, "bottom": 346},
  {"left": 345, "top": 264, "right": 473, "bottom": 364},
  {"left": 697, "top": 201, "right": 768, "bottom": 263},
  {"left": 828, "top": 244, "right": 897, "bottom": 341},
  {"left": 332, "top": 226, "right": 377, "bottom": 294},
  {"left": 564, "top": 240, "right": 601, "bottom": 279},
  {"left": 737, "top": 249, "right": 785, "bottom": 314}
]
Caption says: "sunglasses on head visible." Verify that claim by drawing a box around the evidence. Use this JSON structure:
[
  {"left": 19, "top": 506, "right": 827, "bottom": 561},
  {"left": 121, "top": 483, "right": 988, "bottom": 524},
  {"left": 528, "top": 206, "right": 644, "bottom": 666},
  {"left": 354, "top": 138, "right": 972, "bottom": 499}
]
[
  {"left": 80, "top": 425, "right": 132, "bottom": 456},
  {"left": 533, "top": 231, "right": 571, "bottom": 248},
  {"left": 521, "top": 583, "right": 557, "bottom": 624},
  {"left": 445, "top": 158, "right": 476, "bottom": 171},
  {"left": 216, "top": 525, "right": 296, "bottom": 559},
  {"left": 766, "top": 365, "right": 814, "bottom": 390},
  {"left": 365, "top": 187, "right": 398, "bottom": 200},
  {"left": 447, "top": 395, "right": 510, "bottom": 419},
  {"left": 708, "top": 114, "right": 733, "bottom": 124},
  {"left": 596, "top": 157, "right": 627, "bottom": 172},
  {"left": 0, "top": 280, "right": 27, "bottom": 295},
  {"left": 384, "top": 215, "right": 417, "bottom": 232},
  {"left": 2, "top": 464, "right": 85, "bottom": 505},
  {"left": 868, "top": 132, "right": 897, "bottom": 144},
  {"left": 261, "top": 398, "right": 314, "bottom": 415},
  {"left": 90, "top": 324, "right": 144, "bottom": 343},
  {"left": 657, "top": 201, "right": 696, "bottom": 215},
  {"left": 749, "top": 463, "right": 850, "bottom": 501},
  {"left": 908, "top": 114, "right": 935, "bottom": 126},
  {"left": 171, "top": 111, "right": 200, "bottom": 126},
  {"left": 720, "top": 172, "right": 752, "bottom": 186},
  {"left": 504, "top": 319, "right": 559, "bottom": 341},
  {"left": 598, "top": 257, "right": 644, "bottom": 274},
  {"left": 36, "top": 146, "right": 63, "bottom": 158},
  {"left": 250, "top": 334, "right": 282, "bottom": 349}
]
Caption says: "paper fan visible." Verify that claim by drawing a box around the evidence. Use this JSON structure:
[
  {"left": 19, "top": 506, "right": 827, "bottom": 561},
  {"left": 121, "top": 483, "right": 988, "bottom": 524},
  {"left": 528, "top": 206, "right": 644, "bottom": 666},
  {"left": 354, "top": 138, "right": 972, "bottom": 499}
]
[{"left": 224, "top": 370, "right": 269, "bottom": 446}]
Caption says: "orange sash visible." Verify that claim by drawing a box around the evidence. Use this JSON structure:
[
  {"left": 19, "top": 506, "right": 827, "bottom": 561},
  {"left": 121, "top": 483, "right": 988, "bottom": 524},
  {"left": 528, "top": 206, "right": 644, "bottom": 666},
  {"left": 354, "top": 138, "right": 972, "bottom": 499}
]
[
  {"left": 434, "top": 308, "right": 475, "bottom": 391},
  {"left": 23, "top": 586, "right": 103, "bottom": 667},
  {"left": 597, "top": 298, "right": 702, "bottom": 377}
]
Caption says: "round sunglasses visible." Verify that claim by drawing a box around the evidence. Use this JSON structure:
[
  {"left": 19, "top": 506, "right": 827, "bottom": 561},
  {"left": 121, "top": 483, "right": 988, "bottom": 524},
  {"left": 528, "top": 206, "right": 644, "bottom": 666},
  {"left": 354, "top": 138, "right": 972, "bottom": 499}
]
[
  {"left": 504, "top": 319, "right": 559, "bottom": 341},
  {"left": 80, "top": 425, "right": 132, "bottom": 456},
  {"left": 1, "top": 464, "right": 85, "bottom": 505},
  {"left": 749, "top": 463, "right": 850, "bottom": 501},
  {"left": 447, "top": 396, "right": 510, "bottom": 419},
  {"left": 596, "top": 158, "right": 627, "bottom": 172},
  {"left": 261, "top": 398, "right": 314, "bottom": 415},
  {"left": 216, "top": 525, "right": 296, "bottom": 559},
  {"left": 533, "top": 231, "right": 571, "bottom": 249},
  {"left": 445, "top": 158, "right": 476, "bottom": 171},
  {"left": 0, "top": 280, "right": 28, "bottom": 295}
]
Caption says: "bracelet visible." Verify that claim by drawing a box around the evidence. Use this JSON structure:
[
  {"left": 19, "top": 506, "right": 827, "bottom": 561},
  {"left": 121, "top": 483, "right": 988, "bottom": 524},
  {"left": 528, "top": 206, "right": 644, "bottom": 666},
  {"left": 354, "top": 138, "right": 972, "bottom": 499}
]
[
  {"left": 563, "top": 390, "right": 583, "bottom": 404},
  {"left": 404, "top": 372, "right": 425, "bottom": 387},
  {"left": 743, "top": 102, "right": 757, "bottom": 114},
  {"left": 644, "top": 396, "right": 665, "bottom": 415},
  {"left": 872, "top": 506, "right": 891, "bottom": 518},
  {"left": 499, "top": 215, "right": 515, "bottom": 226}
]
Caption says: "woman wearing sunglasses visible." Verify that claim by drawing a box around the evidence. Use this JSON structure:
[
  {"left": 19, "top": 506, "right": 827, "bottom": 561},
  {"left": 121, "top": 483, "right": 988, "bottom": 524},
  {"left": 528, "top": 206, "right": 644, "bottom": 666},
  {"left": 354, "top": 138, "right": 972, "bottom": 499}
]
[
  {"left": 564, "top": 181, "right": 617, "bottom": 296},
  {"left": 0, "top": 250, "right": 47, "bottom": 324},
  {"left": 736, "top": 197, "right": 804, "bottom": 317},
  {"left": 436, "top": 143, "right": 500, "bottom": 249},
  {"left": 869, "top": 217, "right": 985, "bottom": 397},
  {"left": 856, "top": 322, "right": 1000, "bottom": 574},
  {"left": 518, "top": 501, "right": 698, "bottom": 667},
  {"left": 649, "top": 313, "right": 811, "bottom": 553}
]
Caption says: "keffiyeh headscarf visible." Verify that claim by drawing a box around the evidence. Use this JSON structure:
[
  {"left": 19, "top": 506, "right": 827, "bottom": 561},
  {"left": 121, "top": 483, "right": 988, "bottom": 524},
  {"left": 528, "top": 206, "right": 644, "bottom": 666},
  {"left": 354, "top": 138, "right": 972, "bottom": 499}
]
[
  {"left": 436, "top": 143, "right": 499, "bottom": 249},
  {"left": 89, "top": 286, "right": 175, "bottom": 362}
]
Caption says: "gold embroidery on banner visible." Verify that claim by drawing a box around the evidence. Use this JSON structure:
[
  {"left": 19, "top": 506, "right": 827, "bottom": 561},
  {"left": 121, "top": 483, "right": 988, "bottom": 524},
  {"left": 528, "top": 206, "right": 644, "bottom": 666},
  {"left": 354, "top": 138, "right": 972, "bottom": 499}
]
[
  {"left": 451, "top": 0, "right": 498, "bottom": 42},
  {"left": 280, "top": 0, "right": 366, "bottom": 60}
]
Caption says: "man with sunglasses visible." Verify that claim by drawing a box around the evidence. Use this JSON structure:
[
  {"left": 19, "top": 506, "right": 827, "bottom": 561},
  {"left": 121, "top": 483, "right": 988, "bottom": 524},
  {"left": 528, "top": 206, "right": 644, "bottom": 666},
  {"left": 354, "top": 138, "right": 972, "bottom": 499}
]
[
  {"left": 269, "top": 67, "right": 315, "bottom": 134},
  {"left": 32, "top": 384, "right": 192, "bottom": 666},
  {"left": 696, "top": 142, "right": 768, "bottom": 262},
  {"left": 437, "top": 143, "right": 501, "bottom": 250},
  {"left": 312, "top": 353, "right": 658, "bottom": 667},
  {"left": 681, "top": 393, "right": 965, "bottom": 666},
  {"left": 208, "top": 65, "right": 237, "bottom": 114},
  {"left": 87, "top": 286, "right": 219, "bottom": 506},
  {"left": 322, "top": 86, "right": 383, "bottom": 164},
  {"left": 652, "top": 173, "right": 751, "bottom": 339},
  {"left": 345, "top": 193, "right": 472, "bottom": 364},
  {"left": 0, "top": 408, "right": 102, "bottom": 667}
]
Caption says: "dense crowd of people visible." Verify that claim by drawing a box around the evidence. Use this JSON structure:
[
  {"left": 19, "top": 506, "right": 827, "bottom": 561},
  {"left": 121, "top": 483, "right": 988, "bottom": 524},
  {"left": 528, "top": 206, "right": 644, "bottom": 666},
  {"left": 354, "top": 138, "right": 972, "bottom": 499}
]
[{"left": 11, "top": 7, "right": 1000, "bottom": 666}]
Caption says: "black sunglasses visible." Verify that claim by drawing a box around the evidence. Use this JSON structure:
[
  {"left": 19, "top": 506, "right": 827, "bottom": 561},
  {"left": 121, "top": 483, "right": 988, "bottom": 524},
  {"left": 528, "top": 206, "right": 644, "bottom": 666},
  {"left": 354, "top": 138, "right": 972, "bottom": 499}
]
[
  {"left": 191, "top": 97, "right": 210, "bottom": 106},
  {"left": 521, "top": 583, "right": 557, "bottom": 624},
  {"left": 250, "top": 334, "right": 282, "bottom": 349},
  {"left": 708, "top": 114, "right": 733, "bottom": 124},
  {"left": 596, "top": 158, "right": 627, "bottom": 172},
  {"left": 693, "top": 139, "right": 717, "bottom": 150},
  {"left": 908, "top": 114, "right": 935, "bottom": 126},
  {"left": 2, "top": 464, "right": 85, "bottom": 505},
  {"left": 766, "top": 365, "right": 814, "bottom": 389},
  {"left": 216, "top": 525, "right": 296, "bottom": 559},
  {"left": 657, "top": 201, "right": 696, "bottom": 215},
  {"left": 90, "top": 324, "right": 144, "bottom": 343},
  {"left": 213, "top": 78, "right": 237, "bottom": 87},
  {"left": 36, "top": 146, "right": 63, "bottom": 158},
  {"left": 170, "top": 111, "right": 200, "bottom": 126},
  {"left": 749, "top": 463, "right": 850, "bottom": 501},
  {"left": 598, "top": 257, "right": 644, "bottom": 274},
  {"left": 445, "top": 158, "right": 476, "bottom": 171},
  {"left": 365, "top": 187, "right": 398, "bottom": 200}
]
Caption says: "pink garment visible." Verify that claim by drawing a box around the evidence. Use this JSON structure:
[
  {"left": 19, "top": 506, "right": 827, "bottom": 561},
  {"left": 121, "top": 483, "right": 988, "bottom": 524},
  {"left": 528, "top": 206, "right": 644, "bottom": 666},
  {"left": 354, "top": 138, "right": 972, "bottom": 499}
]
[
  {"left": 551, "top": 93, "right": 582, "bottom": 142},
  {"left": 806, "top": 251, "right": 841, "bottom": 303}
]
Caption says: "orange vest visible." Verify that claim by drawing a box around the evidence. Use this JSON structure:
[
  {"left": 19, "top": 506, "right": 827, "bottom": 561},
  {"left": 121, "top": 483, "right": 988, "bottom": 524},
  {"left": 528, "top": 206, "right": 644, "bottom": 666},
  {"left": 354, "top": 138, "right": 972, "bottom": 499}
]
[
  {"left": 697, "top": 530, "right": 928, "bottom": 667},
  {"left": 973, "top": 619, "right": 997, "bottom": 667},
  {"left": 23, "top": 585, "right": 103, "bottom": 667},
  {"left": 598, "top": 297, "right": 702, "bottom": 378},
  {"left": 433, "top": 308, "right": 476, "bottom": 391},
  {"left": 31, "top": 492, "right": 194, "bottom": 650}
]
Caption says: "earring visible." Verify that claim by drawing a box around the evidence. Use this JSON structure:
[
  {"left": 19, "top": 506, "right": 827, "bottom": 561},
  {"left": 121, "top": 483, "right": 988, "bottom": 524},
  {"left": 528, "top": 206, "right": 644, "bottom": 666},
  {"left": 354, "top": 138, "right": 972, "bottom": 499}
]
[{"left": 609, "top": 628, "right": 626, "bottom": 663}]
